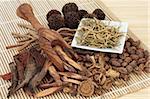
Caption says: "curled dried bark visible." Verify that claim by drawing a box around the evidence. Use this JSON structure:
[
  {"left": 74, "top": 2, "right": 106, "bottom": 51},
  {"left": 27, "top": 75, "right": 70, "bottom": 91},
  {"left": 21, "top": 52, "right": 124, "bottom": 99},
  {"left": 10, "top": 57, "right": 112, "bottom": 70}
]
[{"left": 62, "top": 76, "right": 81, "bottom": 84}]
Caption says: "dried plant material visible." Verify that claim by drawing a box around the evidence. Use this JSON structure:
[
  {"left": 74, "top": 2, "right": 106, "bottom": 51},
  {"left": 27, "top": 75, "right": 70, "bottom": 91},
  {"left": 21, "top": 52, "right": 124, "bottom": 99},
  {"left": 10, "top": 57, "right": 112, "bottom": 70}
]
[
  {"left": 27, "top": 60, "right": 51, "bottom": 93},
  {"left": 78, "top": 79, "right": 94, "bottom": 96},
  {"left": 63, "top": 62, "right": 77, "bottom": 73},
  {"left": 54, "top": 46, "right": 83, "bottom": 71},
  {"left": 7, "top": 62, "right": 18, "bottom": 97},
  {"left": 36, "top": 86, "right": 62, "bottom": 97},
  {"left": 62, "top": 76, "right": 81, "bottom": 84},
  {"left": 98, "top": 53, "right": 105, "bottom": 68},
  {"left": 102, "top": 79, "right": 112, "bottom": 90},
  {"left": 58, "top": 72, "right": 87, "bottom": 80},
  {"left": 76, "top": 18, "right": 123, "bottom": 48},
  {"left": 0, "top": 73, "right": 12, "bottom": 80},
  {"left": 114, "top": 79, "right": 125, "bottom": 86},
  {"left": 57, "top": 27, "right": 76, "bottom": 33},
  {"left": 106, "top": 68, "right": 120, "bottom": 78},
  {"left": 48, "top": 65, "right": 62, "bottom": 85},
  {"left": 39, "top": 82, "right": 68, "bottom": 89},
  {"left": 17, "top": 23, "right": 36, "bottom": 31},
  {"left": 14, "top": 53, "right": 37, "bottom": 92}
]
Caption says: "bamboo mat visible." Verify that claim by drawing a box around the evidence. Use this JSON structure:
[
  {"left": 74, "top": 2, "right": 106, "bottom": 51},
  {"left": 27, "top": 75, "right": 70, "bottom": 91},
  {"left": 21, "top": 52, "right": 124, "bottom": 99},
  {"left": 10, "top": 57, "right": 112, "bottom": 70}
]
[{"left": 0, "top": 0, "right": 150, "bottom": 99}]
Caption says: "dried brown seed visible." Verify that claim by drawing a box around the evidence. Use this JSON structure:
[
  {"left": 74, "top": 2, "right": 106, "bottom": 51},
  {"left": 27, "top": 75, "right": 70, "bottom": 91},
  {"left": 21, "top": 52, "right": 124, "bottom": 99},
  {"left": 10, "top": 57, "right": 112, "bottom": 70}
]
[
  {"left": 132, "top": 40, "right": 140, "bottom": 47},
  {"left": 127, "top": 46, "right": 136, "bottom": 54},
  {"left": 144, "top": 67, "right": 150, "bottom": 73},
  {"left": 111, "top": 60, "right": 121, "bottom": 67},
  {"left": 119, "top": 53, "right": 129, "bottom": 59},
  {"left": 129, "top": 60, "right": 137, "bottom": 68},
  {"left": 136, "top": 49, "right": 144, "bottom": 58},
  {"left": 125, "top": 41, "right": 131, "bottom": 48},
  {"left": 122, "top": 62, "right": 128, "bottom": 67},
  {"left": 124, "top": 57, "right": 132, "bottom": 63},
  {"left": 144, "top": 50, "right": 149, "bottom": 58},
  {"left": 126, "top": 65, "right": 133, "bottom": 72},
  {"left": 104, "top": 56, "right": 110, "bottom": 62},
  {"left": 117, "top": 67, "right": 128, "bottom": 74},
  {"left": 138, "top": 58, "right": 146, "bottom": 64},
  {"left": 110, "top": 54, "right": 118, "bottom": 58},
  {"left": 130, "top": 54, "right": 139, "bottom": 60},
  {"left": 78, "top": 79, "right": 94, "bottom": 96},
  {"left": 118, "top": 59, "right": 123, "bottom": 64}
]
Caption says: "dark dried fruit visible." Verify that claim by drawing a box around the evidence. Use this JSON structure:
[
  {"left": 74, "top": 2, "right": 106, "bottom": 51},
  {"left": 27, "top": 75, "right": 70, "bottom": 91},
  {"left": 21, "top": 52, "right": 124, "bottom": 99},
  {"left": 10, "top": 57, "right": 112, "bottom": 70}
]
[
  {"left": 62, "top": 3, "right": 78, "bottom": 15},
  {"left": 47, "top": 14, "right": 65, "bottom": 30},
  {"left": 125, "top": 41, "right": 131, "bottom": 48},
  {"left": 78, "top": 10, "right": 88, "bottom": 19},
  {"left": 83, "top": 14, "right": 97, "bottom": 18},
  {"left": 64, "top": 11, "right": 80, "bottom": 29},
  {"left": 92, "top": 9, "right": 105, "bottom": 20},
  {"left": 118, "top": 59, "right": 123, "bottom": 64},
  {"left": 46, "top": 10, "right": 61, "bottom": 20},
  {"left": 110, "top": 54, "right": 118, "bottom": 58}
]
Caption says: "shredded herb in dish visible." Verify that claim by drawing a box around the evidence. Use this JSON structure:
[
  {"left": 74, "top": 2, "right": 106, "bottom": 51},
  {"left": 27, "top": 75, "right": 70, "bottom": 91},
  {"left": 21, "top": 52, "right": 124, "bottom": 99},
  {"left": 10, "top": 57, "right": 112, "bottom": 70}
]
[{"left": 76, "top": 18, "right": 124, "bottom": 48}]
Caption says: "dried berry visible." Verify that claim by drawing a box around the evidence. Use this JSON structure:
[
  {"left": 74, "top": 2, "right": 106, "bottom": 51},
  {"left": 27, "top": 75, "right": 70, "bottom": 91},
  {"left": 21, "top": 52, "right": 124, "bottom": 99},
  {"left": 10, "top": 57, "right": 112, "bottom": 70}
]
[
  {"left": 111, "top": 60, "right": 121, "bottom": 67},
  {"left": 124, "top": 57, "right": 132, "bottom": 63},
  {"left": 136, "top": 49, "right": 144, "bottom": 58},
  {"left": 122, "top": 62, "right": 128, "bottom": 67},
  {"left": 130, "top": 54, "right": 139, "bottom": 60},
  {"left": 110, "top": 54, "right": 118, "bottom": 58},
  {"left": 104, "top": 56, "right": 110, "bottom": 62},
  {"left": 129, "top": 60, "right": 137, "bottom": 68},
  {"left": 138, "top": 58, "right": 146, "bottom": 64},
  {"left": 127, "top": 46, "right": 136, "bottom": 54},
  {"left": 144, "top": 67, "right": 150, "bottom": 73},
  {"left": 126, "top": 65, "right": 133, "bottom": 72},
  {"left": 125, "top": 41, "right": 131, "bottom": 48},
  {"left": 119, "top": 53, "right": 129, "bottom": 59},
  {"left": 144, "top": 50, "right": 149, "bottom": 58},
  {"left": 117, "top": 67, "right": 128, "bottom": 74},
  {"left": 132, "top": 40, "right": 140, "bottom": 47}
]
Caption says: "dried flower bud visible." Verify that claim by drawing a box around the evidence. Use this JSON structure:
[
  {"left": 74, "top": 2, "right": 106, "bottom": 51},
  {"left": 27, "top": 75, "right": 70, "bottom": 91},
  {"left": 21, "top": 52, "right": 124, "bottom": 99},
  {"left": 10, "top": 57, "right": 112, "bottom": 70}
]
[
  {"left": 136, "top": 49, "right": 144, "bottom": 58},
  {"left": 122, "top": 62, "right": 128, "bottom": 67},
  {"left": 124, "top": 57, "right": 132, "bottom": 63},
  {"left": 126, "top": 65, "right": 133, "bottom": 72},
  {"left": 129, "top": 60, "right": 137, "bottom": 68},
  {"left": 130, "top": 54, "right": 139, "bottom": 60},
  {"left": 138, "top": 58, "right": 146, "bottom": 64}
]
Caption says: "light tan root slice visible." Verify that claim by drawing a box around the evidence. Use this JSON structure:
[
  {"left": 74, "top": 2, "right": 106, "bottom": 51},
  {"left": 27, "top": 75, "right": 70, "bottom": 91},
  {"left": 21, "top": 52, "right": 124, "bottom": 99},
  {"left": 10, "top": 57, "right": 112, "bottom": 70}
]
[
  {"left": 58, "top": 72, "right": 87, "bottom": 80},
  {"left": 35, "top": 86, "right": 61, "bottom": 97},
  {"left": 57, "top": 28, "right": 76, "bottom": 33},
  {"left": 48, "top": 65, "right": 62, "bottom": 85},
  {"left": 62, "top": 76, "right": 81, "bottom": 84}
]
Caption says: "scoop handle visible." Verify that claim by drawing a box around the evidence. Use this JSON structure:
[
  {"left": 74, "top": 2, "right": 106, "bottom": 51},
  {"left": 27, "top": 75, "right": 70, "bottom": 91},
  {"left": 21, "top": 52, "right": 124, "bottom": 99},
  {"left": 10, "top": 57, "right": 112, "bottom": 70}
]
[{"left": 16, "top": 3, "right": 43, "bottom": 30}]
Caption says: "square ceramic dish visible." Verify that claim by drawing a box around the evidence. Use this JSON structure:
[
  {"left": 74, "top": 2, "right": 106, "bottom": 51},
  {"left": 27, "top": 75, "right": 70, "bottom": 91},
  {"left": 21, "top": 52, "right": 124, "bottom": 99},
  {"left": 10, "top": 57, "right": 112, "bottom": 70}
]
[
  {"left": 71, "top": 18, "right": 128, "bottom": 53},
  {"left": 0, "top": 0, "right": 149, "bottom": 99}
]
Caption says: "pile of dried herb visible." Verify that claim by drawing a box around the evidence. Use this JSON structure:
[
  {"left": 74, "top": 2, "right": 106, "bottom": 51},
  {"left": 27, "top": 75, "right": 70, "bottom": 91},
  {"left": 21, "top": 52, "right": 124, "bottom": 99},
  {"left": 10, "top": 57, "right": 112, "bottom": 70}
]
[{"left": 76, "top": 18, "right": 123, "bottom": 48}]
